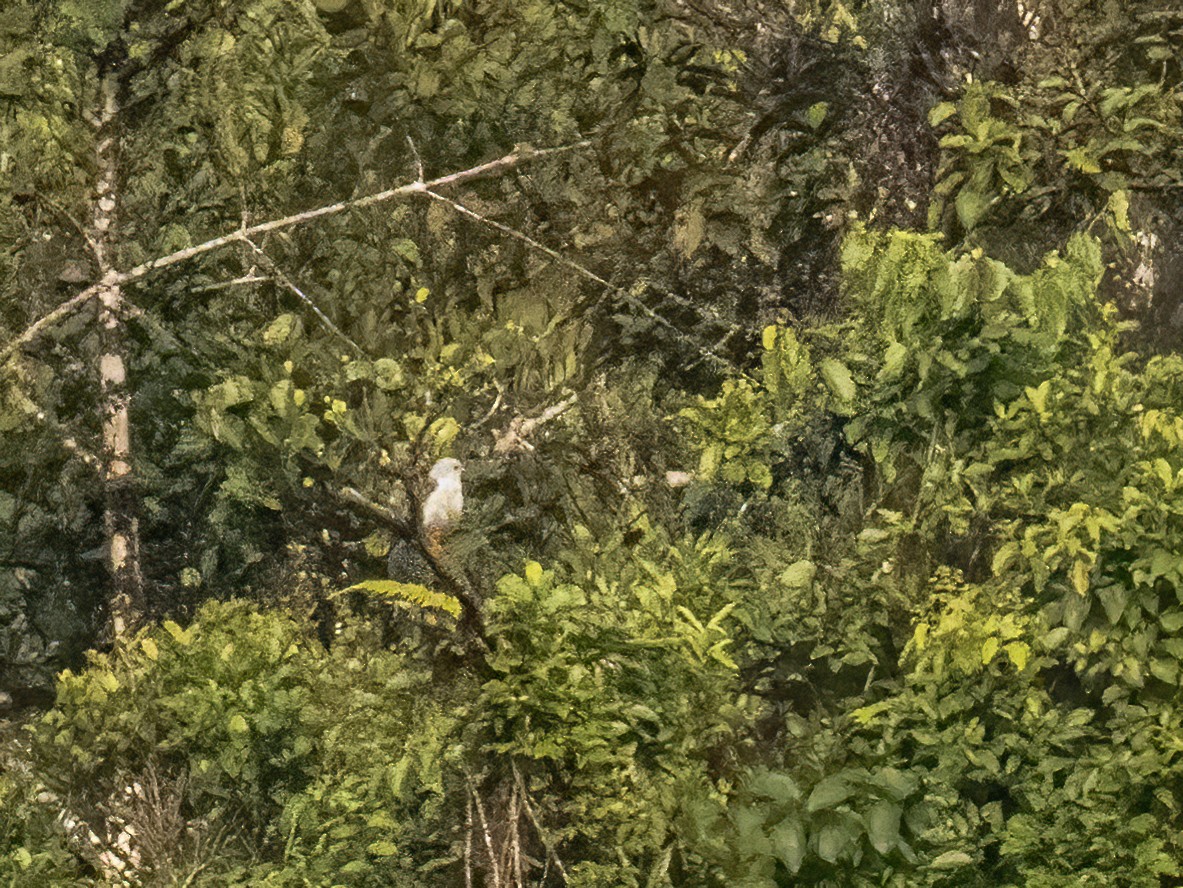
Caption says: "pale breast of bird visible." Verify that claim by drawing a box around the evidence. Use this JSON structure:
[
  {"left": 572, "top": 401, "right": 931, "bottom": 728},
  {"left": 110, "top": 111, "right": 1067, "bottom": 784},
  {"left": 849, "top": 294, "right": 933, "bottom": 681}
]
[{"left": 422, "top": 457, "right": 464, "bottom": 531}]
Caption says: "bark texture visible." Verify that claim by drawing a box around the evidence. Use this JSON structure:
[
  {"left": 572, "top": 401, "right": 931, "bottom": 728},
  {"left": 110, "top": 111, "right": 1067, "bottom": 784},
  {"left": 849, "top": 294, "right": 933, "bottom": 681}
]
[{"left": 92, "top": 73, "right": 144, "bottom": 638}]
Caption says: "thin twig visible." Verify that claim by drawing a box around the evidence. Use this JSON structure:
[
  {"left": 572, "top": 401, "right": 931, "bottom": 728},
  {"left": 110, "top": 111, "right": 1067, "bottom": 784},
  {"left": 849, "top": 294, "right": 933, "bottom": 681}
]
[
  {"left": 335, "top": 486, "right": 413, "bottom": 536},
  {"left": 40, "top": 195, "right": 102, "bottom": 264},
  {"left": 120, "top": 142, "right": 591, "bottom": 282},
  {"left": 509, "top": 782, "right": 524, "bottom": 888},
  {"left": 469, "top": 778, "right": 502, "bottom": 888},
  {"left": 493, "top": 393, "right": 579, "bottom": 455},
  {"left": 407, "top": 136, "right": 425, "bottom": 182},
  {"left": 420, "top": 188, "right": 748, "bottom": 379},
  {"left": 0, "top": 142, "right": 591, "bottom": 361},
  {"left": 422, "top": 189, "right": 612, "bottom": 288},
  {"left": 190, "top": 274, "right": 271, "bottom": 293},
  {"left": 465, "top": 793, "right": 474, "bottom": 888},
  {"left": 513, "top": 762, "right": 569, "bottom": 884},
  {"left": 0, "top": 280, "right": 105, "bottom": 365},
  {"left": 470, "top": 381, "right": 505, "bottom": 431},
  {"left": 244, "top": 240, "right": 366, "bottom": 356}
]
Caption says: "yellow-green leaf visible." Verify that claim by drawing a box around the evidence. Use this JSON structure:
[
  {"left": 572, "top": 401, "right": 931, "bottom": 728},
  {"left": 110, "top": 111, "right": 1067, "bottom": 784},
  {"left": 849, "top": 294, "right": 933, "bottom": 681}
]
[
  {"left": 163, "top": 620, "right": 191, "bottom": 645},
  {"left": 263, "top": 313, "right": 296, "bottom": 345},
  {"left": 806, "top": 101, "right": 829, "bottom": 130},
  {"left": 819, "top": 358, "right": 856, "bottom": 404},
  {"left": 981, "top": 636, "right": 999, "bottom": 665},
  {"left": 1004, "top": 641, "right": 1030, "bottom": 671}
]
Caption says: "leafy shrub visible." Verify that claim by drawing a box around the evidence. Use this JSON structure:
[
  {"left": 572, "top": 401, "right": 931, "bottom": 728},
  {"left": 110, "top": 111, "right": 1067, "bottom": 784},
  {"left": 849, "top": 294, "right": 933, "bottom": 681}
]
[
  {"left": 480, "top": 530, "right": 749, "bottom": 886},
  {"left": 32, "top": 600, "right": 461, "bottom": 886}
]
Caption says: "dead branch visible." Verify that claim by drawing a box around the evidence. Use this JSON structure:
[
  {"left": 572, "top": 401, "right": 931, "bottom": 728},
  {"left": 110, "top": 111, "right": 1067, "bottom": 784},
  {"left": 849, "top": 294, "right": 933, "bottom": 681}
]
[
  {"left": 0, "top": 280, "right": 105, "bottom": 365},
  {"left": 465, "top": 793, "right": 474, "bottom": 888},
  {"left": 420, "top": 188, "right": 748, "bottom": 378},
  {"left": 0, "top": 142, "right": 591, "bottom": 364},
  {"left": 40, "top": 195, "right": 102, "bottom": 264},
  {"left": 335, "top": 486, "right": 413, "bottom": 536},
  {"left": 469, "top": 777, "right": 503, "bottom": 888},
  {"left": 190, "top": 274, "right": 271, "bottom": 292},
  {"left": 513, "top": 762, "right": 569, "bottom": 884},
  {"left": 120, "top": 141, "right": 590, "bottom": 282},
  {"left": 244, "top": 239, "right": 365, "bottom": 356},
  {"left": 493, "top": 394, "right": 579, "bottom": 455},
  {"left": 508, "top": 781, "right": 524, "bottom": 887}
]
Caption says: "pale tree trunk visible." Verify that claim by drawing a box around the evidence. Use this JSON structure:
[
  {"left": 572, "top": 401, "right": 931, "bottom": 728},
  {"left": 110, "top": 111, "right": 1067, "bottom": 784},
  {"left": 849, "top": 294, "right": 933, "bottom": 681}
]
[{"left": 91, "top": 72, "right": 144, "bottom": 638}]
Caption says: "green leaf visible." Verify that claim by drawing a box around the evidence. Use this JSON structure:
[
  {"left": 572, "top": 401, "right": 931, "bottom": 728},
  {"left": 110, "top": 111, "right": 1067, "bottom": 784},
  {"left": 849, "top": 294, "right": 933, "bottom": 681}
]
[
  {"left": 780, "top": 560, "right": 816, "bottom": 589},
  {"left": 1003, "top": 641, "right": 1029, "bottom": 671},
  {"left": 981, "top": 636, "right": 999, "bottom": 665},
  {"left": 815, "top": 821, "right": 850, "bottom": 863},
  {"left": 819, "top": 358, "right": 856, "bottom": 405},
  {"left": 748, "top": 768, "right": 802, "bottom": 803},
  {"left": 1107, "top": 189, "right": 1131, "bottom": 231},
  {"left": 955, "top": 188, "right": 993, "bottom": 230},
  {"left": 339, "top": 580, "right": 462, "bottom": 619},
  {"left": 806, "top": 101, "right": 829, "bottom": 130},
  {"left": 807, "top": 775, "right": 852, "bottom": 813},
  {"left": 931, "top": 850, "right": 973, "bottom": 869},
  {"left": 163, "top": 620, "right": 192, "bottom": 645},
  {"left": 1064, "top": 146, "right": 1101, "bottom": 174},
  {"left": 865, "top": 801, "right": 901, "bottom": 854},
  {"left": 228, "top": 714, "right": 249, "bottom": 734},
  {"left": 928, "top": 102, "right": 958, "bottom": 126},
  {"left": 880, "top": 341, "right": 909, "bottom": 380},
  {"left": 262, "top": 313, "right": 296, "bottom": 345},
  {"left": 770, "top": 818, "right": 806, "bottom": 873}
]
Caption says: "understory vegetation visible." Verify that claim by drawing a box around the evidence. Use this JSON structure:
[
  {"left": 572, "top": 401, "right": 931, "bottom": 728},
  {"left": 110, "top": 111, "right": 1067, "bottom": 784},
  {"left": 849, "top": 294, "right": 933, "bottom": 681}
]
[{"left": 2, "top": 0, "right": 1183, "bottom": 885}]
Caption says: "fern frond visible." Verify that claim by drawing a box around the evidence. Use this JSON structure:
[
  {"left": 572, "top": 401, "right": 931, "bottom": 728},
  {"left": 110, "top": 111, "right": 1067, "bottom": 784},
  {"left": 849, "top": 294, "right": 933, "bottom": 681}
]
[{"left": 337, "top": 580, "right": 462, "bottom": 621}]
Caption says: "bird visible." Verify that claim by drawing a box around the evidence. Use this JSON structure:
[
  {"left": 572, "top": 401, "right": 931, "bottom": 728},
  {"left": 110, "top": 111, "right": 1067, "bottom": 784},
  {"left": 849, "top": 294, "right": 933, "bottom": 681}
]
[{"left": 421, "top": 457, "right": 464, "bottom": 557}]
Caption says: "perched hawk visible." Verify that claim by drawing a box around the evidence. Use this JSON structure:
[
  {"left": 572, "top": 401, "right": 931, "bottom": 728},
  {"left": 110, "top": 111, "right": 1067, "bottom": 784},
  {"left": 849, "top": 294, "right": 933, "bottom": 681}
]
[{"left": 422, "top": 457, "right": 463, "bottom": 557}]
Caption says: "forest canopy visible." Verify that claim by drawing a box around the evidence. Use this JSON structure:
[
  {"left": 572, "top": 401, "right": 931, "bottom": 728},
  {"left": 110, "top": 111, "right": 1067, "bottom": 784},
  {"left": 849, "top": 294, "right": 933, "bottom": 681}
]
[{"left": 2, "top": 0, "right": 1183, "bottom": 885}]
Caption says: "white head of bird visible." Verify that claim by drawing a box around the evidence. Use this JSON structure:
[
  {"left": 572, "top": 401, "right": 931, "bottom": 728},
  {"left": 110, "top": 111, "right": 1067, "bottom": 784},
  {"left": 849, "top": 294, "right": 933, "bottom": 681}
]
[{"left": 422, "top": 457, "right": 464, "bottom": 531}]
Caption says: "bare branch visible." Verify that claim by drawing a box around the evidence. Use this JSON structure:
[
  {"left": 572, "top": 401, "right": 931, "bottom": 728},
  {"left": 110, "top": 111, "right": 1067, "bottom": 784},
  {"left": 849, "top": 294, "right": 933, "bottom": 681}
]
[
  {"left": 244, "top": 240, "right": 366, "bottom": 356},
  {"left": 406, "top": 136, "right": 425, "bottom": 182},
  {"left": 468, "top": 778, "right": 502, "bottom": 888},
  {"left": 493, "top": 394, "right": 579, "bottom": 455},
  {"left": 190, "top": 274, "right": 271, "bottom": 293},
  {"left": 465, "top": 793, "right": 474, "bottom": 888},
  {"left": 0, "top": 142, "right": 591, "bottom": 361},
  {"left": 0, "top": 280, "right": 104, "bottom": 366},
  {"left": 420, "top": 188, "right": 747, "bottom": 378},
  {"left": 335, "top": 486, "right": 413, "bottom": 536},
  {"left": 513, "top": 762, "right": 568, "bottom": 884},
  {"left": 422, "top": 188, "right": 612, "bottom": 288},
  {"left": 40, "top": 195, "right": 102, "bottom": 265},
  {"left": 118, "top": 141, "right": 591, "bottom": 282},
  {"left": 508, "top": 782, "right": 523, "bottom": 887}
]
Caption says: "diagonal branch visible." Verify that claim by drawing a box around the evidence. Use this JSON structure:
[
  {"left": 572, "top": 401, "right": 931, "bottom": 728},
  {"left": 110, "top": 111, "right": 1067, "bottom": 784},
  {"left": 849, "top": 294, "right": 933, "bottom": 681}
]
[
  {"left": 243, "top": 239, "right": 366, "bottom": 356},
  {"left": 0, "top": 142, "right": 591, "bottom": 364},
  {"left": 0, "top": 280, "right": 106, "bottom": 365},
  {"left": 419, "top": 188, "right": 748, "bottom": 378},
  {"left": 118, "top": 141, "right": 591, "bottom": 282}
]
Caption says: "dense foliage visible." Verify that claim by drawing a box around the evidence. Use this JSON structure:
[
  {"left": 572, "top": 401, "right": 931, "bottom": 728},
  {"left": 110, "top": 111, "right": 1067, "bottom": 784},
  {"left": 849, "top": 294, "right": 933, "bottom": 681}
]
[{"left": 3, "top": 0, "right": 1183, "bottom": 885}]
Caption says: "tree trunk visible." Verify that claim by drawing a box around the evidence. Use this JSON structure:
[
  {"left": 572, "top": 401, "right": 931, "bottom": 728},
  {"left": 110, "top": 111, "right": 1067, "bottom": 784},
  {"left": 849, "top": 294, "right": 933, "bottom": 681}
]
[{"left": 92, "top": 72, "right": 144, "bottom": 638}]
